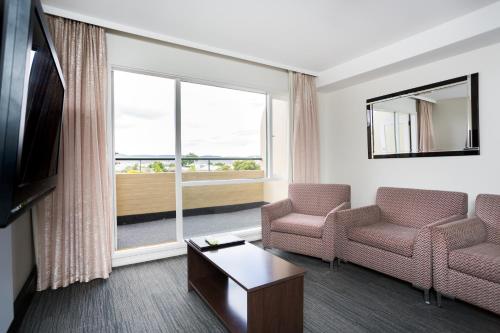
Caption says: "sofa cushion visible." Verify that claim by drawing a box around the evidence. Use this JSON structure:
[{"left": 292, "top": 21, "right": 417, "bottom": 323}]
[
  {"left": 376, "top": 187, "right": 467, "bottom": 229},
  {"left": 271, "top": 213, "right": 324, "bottom": 238},
  {"left": 347, "top": 222, "right": 418, "bottom": 257},
  {"left": 449, "top": 242, "right": 500, "bottom": 284}
]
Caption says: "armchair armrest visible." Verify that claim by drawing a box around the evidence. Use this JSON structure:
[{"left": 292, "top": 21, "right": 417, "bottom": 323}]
[
  {"left": 432, "top": 217, "right": 487, "bottom": 292},
  {"left": 412, "top": 214, "right": 466, "bottom": 290},
  {"left": 322, "top": 201, "right": 351, "bottom": 261},
  {"left": 261, "top": 199, "right": 293, "bottom": 247},
  {"left": 261, "top": 199, "right": 293, "bottom": 221},
  {"left": 333, "top": 205, "right": 380, "bottom": 259}
]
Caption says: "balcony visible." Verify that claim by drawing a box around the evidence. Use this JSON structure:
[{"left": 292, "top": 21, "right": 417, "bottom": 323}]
[{"left": 115, "top": 157, "right": 285, "bottom": 250}]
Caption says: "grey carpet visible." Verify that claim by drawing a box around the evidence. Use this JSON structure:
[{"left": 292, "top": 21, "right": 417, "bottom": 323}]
[
  {"left": 117, "top": 208, "right": 261, "bottom": 249},
  {"left": 19, "top": 243, "right": 500, "bottom": 333}
]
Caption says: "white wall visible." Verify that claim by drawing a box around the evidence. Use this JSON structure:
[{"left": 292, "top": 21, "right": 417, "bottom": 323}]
[
  {"left": 106, "top": 31, "right": 288, "bottom": 96},
  {"left": 11, "top": 212, "right": 34, "bottom": 297},
  {"left": 432, "top": 97, "right": 468, "bottom": 150},
  {"left": 0, "top": 227, "right": 14, "bottom": 333},
  {"left": 0, "top": 211, "right": 34, "bottom": 333},
  {"left": 318, "top": 42, "right": 500, "bottom": 211}
]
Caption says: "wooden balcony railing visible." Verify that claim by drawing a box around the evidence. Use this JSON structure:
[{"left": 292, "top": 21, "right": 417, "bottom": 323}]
[{"left": 115, "top": 170, "right": 265, "bottom": 217}]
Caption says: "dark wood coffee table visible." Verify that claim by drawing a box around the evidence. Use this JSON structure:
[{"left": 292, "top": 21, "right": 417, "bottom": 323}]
[{"left": 186, "top": 241, "right": 306, "bottom": 333}]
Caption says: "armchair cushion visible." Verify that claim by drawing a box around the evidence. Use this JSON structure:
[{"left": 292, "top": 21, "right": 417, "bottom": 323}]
[
  {"left": 271, "top": 213, "right": 324, "bottom": 238},
  {"left": 449, "top": 242, "right": 500, "bottom": 284},
  {"left": 348, "top": 222, "right": 418, "bottom": 257}
]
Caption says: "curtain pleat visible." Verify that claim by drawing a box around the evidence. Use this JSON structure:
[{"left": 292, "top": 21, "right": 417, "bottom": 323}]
[
  {"left": 292, "top": 73, "right": 320, "bottom": 183},
  {"left": 35, "top": 16, "right": 112, "bottom": 290}
]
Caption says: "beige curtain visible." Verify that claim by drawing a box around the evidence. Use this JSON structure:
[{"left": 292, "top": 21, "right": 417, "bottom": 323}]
[
  {"left": 35, "top": 16, "right": 112, "bottom": 290},
  {"left": 417, "top": 100, "right": 435, "bottom": 152},
  {"left": 292, "top": 73, "right": 320, "bottom": 183}
]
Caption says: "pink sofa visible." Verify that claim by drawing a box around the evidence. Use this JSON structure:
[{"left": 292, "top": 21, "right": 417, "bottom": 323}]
[
  {"left": 334, "top": 187, "right": 467, "bottom": 303},
  {"left": 432, "top": 194, "right": 500, "bottom": 314},
  {"left": 261, "top": 184, "right": 350, "bottom": 268}
]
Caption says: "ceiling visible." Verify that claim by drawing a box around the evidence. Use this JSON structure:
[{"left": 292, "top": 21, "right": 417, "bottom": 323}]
[{"left": 42, "top": 0, "right": 499, "bottom": 73}]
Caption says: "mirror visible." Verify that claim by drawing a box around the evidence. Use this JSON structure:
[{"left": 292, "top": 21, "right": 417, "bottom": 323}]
[{"left": 366, "top": 74, "right": 479, "bottom": 159}]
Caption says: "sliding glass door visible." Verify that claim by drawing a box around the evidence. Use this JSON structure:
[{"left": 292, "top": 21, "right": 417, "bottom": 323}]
[
  {"left": 180, "top": 82, "right": 267, "bottom": 238},
  {"left": 112, "top": 68, "right": 287, "bottom": 253},
  {"left": 113, "top": 70, "right": 178, "bottom": 250}
]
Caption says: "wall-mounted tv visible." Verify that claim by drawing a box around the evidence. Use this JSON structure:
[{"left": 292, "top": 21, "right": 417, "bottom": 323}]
[{"left": 0, "top": 0, "right": 65, "bottom": 227}]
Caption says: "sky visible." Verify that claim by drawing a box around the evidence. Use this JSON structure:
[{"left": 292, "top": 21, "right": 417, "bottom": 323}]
[{"left": 113, "top": 70, "right": 266, "bottom": 157}]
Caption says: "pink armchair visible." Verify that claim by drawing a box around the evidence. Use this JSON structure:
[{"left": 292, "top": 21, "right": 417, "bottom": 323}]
[
  {"left": 261, "top": 184, "right": 350, "bottom": 268},
  {"left": 432, "top": 194, "right": 500, "bottom": 314},
  {"left": 334, "top": 187, "right": 467, "bottom": 303}
]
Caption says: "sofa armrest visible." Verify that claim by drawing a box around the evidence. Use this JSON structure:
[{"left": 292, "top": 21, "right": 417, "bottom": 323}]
[
  {"left": 325, "top": 201, "right": 351, "bottom": 219},
  {"left": 411, "top": 214, "right": 466, "bottom": 290},
  {"left": 335, "top": 205, "right": 380, "bottom": 228},
  {"left": 322, "top": 201, "right": 351, "bottom": 261},
  {"left": 261, "top": 199, "right": 293, "bottom": 247},
  {"left": 333, "top": 205, "right": 380, "bottom": 259},
  {"left": 433, "top": 217, "right": 487, "bottom": 251},
  {"left": 432, "top": 217, "right": 487, "bottom": 293}
]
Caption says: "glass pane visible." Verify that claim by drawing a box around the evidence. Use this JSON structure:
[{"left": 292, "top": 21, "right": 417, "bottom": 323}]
[
  {"left": 182, "top": 184, "right": 263, "bottom": 238},
  {"left": 113, "top": 70, "right": 177, "bottom": 250},
  {"left": 397, "top": 113, "right": 411, "bottom": 153},
  {"left": 181, "top": 82, "right": 267, "bottom": 181},
  {"left": 180, "top": 82, "right": 267, "bottom": 238},
  {"left": 373, "top": 110, "right": 396, "bottom": 154},
  {"left": 410, "top": 113, "right": 418, "bottom": 152},
  {"left": 264, "top": 98, "right": 289, "bottom": 203}
]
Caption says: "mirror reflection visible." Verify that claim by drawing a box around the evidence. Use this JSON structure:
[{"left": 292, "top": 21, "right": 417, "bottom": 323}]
[{"left": 368, "top": 75, "right": 479, "bottom": 158}]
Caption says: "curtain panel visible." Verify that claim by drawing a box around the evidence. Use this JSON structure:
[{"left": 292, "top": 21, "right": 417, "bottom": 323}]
[
  {"left": 35, "top": 16, "right": 112, "bottom": 290},
  {"left": 417, "top": 100, "right": 435, "bottom": 152},
  {"left": 292, "top": 72, "right": 320, "bottom": 183}
]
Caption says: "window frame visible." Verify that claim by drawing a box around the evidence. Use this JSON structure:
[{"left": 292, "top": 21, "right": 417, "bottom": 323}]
[{"left": 109, "top": 65, "right": 276, "bottom": 263}]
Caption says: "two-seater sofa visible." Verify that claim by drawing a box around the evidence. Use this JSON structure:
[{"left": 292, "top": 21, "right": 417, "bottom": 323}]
[{"left": 334, "top": 187, "right": 468, "bottom": 303}]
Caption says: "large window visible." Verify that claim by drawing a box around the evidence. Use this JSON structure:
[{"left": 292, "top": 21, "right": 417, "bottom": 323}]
[
  {"left": 181, "top": 82, "right": 266, "bottom": 158},
  {"left": 112, "top": 69, "right": 283, "bottom": 250}
]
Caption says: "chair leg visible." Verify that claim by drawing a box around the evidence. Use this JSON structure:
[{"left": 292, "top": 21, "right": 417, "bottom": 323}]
[
  {"left": 437, "top": 292, "right": 442, "bottom": 307},
  {"left": 424, "top": 289, "right": 430, "bottom": 305},
  {"left": 337, "top": 257, "right": 341, "bottom": 267},
  {"left": 329, "top": 260, "right": 334, "bottom": 270}
]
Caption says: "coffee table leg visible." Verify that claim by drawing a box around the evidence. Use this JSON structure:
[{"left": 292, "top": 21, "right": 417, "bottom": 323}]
[{"left": 247, "top": 276, "right": 303, "bottom": 333}]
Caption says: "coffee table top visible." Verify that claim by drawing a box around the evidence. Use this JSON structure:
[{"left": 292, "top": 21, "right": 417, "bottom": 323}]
[{"left": 186, "top": 241, "right": 306, "bottom": 292}]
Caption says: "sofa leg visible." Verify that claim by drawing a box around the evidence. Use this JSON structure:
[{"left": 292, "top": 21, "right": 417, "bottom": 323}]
[
  {"left": 424, "top": 289, "right": 430, "bottom": 305},
  {"left": 437, "top": 292, "right": 442, "bottom": 307}
]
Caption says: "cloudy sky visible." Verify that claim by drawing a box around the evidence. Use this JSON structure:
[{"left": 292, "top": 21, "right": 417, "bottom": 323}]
[{"left": 114, "top": 70, "right": 266, "bottom": 157}]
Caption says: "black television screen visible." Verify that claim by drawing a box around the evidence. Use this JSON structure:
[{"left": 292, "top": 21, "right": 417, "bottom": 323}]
[
  {"left": 8, "top": 3, "right": 65, "bottom": 220},
  {"left": 18, "top": 13, "right": 64, "bottom": 186}
]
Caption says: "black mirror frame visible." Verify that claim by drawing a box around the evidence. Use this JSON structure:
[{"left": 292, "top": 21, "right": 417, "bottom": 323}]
[{"left": 366, "top": 73, "right": 479, "bottom": 159}]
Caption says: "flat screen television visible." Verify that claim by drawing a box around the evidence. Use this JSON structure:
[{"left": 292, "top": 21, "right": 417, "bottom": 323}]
[{"left": 0, "top": 0, "right": 65, "bottom": 227}]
